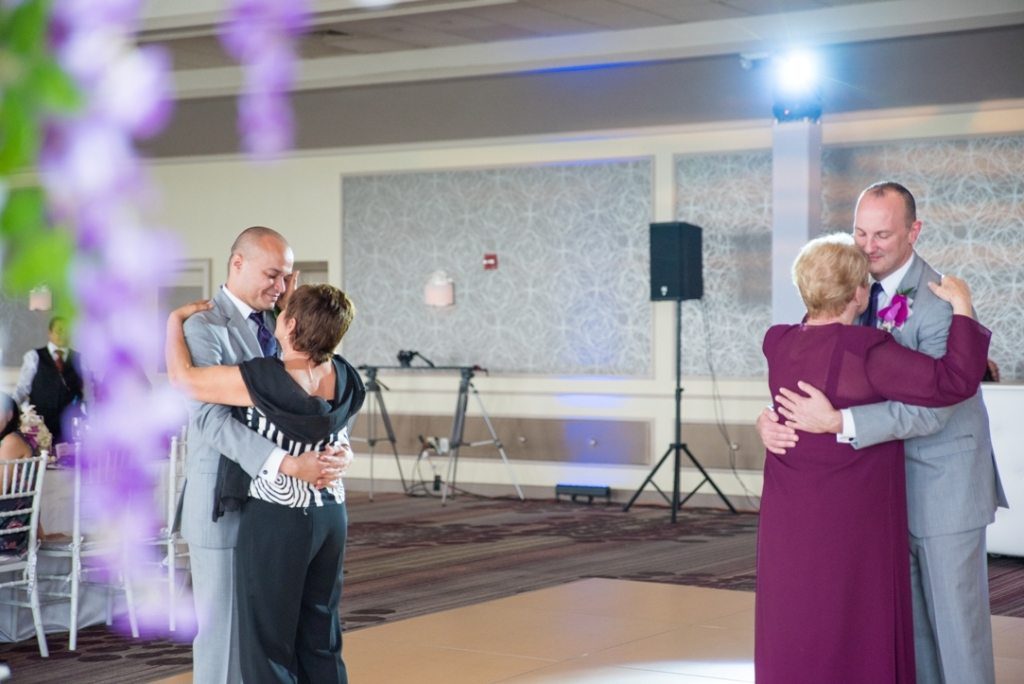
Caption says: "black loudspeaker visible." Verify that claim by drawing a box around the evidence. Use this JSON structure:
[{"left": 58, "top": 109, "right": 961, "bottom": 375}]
[{"left": 649, "top": 222, "right": 703, "bottom": 301}]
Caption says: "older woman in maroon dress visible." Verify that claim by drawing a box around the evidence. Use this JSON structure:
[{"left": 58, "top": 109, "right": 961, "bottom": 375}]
[{"left": 756, "top": 234, "right": 990, "bottom": 683}]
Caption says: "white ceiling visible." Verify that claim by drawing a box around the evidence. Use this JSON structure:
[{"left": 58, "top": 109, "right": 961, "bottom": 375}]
[
  {"left": 145, "top": 0, "right": 885, "bottom": 70},
  {"left": 138, "top": 0, "right": 1024, "bottom": 156},
  {"left": 142, "top": 0, "right": 1024, "bottom": 97}
]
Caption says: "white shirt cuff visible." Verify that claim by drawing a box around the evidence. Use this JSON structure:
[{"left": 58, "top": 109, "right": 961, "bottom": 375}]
[
  {"left": 258, "top": 448, "right": 288, "bottom": 481},
  {"left": 837, "top": 408, "right": 856, "bottom": 444}
]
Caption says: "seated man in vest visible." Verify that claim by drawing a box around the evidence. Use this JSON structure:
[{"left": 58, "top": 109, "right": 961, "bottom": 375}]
[{"left": 12, "top": 316, "right": 86, "bottom": 445}]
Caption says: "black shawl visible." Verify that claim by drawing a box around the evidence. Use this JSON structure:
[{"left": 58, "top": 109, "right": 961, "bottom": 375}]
[{"left": 212, "top": 354, "right": 365, "bottom": 521}]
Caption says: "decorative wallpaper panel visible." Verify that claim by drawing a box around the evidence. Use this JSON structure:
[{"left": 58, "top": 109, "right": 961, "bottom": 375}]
[
  {"left": 822, "top": 135, "right": 1024, "bottom": 381},
  {"left": 341, "top": 160, "right": 653, "bottom": 375},
  {"left": 674, "top": 151, "right": 774, "bottom": 378},
  {"left": 339, "top": 135, "right": 1022, "bottom": 381}
]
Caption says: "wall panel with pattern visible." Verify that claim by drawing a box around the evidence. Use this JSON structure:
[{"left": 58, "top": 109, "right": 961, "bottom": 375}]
[
  {"left": 341, "top": 160, "right": 654, "bottom": 375},
  {"left": 822, "top": 135, "right": 1024, "bottom": 381},
  {"left": 331, "top": 135, "right": 1021, "bottom": 382},
  {"left": 670, "top": 134, "right": 1024, "bottom": 381}
]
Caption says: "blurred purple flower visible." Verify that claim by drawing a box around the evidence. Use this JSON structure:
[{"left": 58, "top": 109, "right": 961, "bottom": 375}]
[
  {"left": 52, "top": 25, "right": 123, "bottom": 81},
  {"left": 50, "top": 0, "right": 140, "bottom": 36},
  {"left": 220, "top": 0, "right": 309, "bottom": 157},
  {"left": 95, "top": 46, "right": 175, "bottom": 138},
  {"left": 245, "top": 43, "right": 296, "bottom": 94},
  {"left": 40, "top": 119, "right": 140, "bottom": 221},
  {"left": 220, "top": 0, "right": 308, "bottom": 60},
  {"left": 238, "top": 90, "right": 294, "bottom": 157},
  {"left": 40, "top": 0, "right": 194, "bottom": 637}
]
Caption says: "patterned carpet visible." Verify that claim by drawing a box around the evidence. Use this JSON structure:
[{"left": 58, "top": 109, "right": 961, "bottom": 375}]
[{"left": 0, "top": 493, "right": 1020, "bottom": 682}]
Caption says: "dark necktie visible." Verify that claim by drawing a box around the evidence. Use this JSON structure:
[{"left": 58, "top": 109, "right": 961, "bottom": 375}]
[
  {"left": 54, "top": 349, "right": 65, "bottom": 372},
  {"left": 861, "top": 282, "right": 884, "bottom": 328},
  {"left": 249, "top": 311, "right": 278, "bottom": 358}
]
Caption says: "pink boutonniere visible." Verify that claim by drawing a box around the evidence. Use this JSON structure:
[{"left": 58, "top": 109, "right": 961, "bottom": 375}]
[{"left": 878, "top": 287, "right": 916, "bottom": 332}]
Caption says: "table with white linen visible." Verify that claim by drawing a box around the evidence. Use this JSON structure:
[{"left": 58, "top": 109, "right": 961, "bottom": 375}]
[{"left": 0, "top": 463, "right": 171, "bottom": 643}]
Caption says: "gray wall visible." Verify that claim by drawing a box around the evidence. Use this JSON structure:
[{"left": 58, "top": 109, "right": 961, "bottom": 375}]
[{"left": 0, "top": 296, "right": 49, "bottom": 369}]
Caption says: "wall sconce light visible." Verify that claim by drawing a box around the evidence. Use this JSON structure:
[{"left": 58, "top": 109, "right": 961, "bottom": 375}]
[
  {"left": 28, "top": 286, "right": 52, "bottom": 311},
  {"left": 424, "top": 270, "right": 455, "bottom": 307}
]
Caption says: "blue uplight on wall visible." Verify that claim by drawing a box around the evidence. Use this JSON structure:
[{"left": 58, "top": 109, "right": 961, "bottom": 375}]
[
  {"left": 526, "top": 60, "right": 639, "bottom": 75},
  {"left": 554, "top": 394, "right": 627, "bottom": 410}
]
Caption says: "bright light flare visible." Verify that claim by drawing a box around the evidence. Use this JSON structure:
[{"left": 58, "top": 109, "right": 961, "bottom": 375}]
[{"left": 773, "top": 50, "right": 819, "bottom": 96}]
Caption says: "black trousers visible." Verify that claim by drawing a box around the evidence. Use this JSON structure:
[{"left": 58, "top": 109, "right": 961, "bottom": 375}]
[{"left": 235, "top": 499, "right": 348, "bottom": 684}]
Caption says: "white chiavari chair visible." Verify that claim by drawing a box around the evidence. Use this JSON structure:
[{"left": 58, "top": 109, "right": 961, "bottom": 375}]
[
  {"left": 141, "top": 430, "right": 190, "bottom": 631},
  {"left": 37, "top": 445, "right": 139, "bottom": 650},
  {"left": 0, "top": 454, "right": 49, "bottom": 657}
]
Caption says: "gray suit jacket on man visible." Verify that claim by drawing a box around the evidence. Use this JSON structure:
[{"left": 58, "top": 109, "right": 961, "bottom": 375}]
[
  {"left": 849, "top": 254, "right": 1007, "bottom": 537},
  {"left": 180, "top": 287, "right": 280, "bottom": 549}
]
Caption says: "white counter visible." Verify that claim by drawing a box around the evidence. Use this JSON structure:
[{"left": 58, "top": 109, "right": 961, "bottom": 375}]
[{"left": 983, "top": 383, "right": 1023, "bottom": 557}]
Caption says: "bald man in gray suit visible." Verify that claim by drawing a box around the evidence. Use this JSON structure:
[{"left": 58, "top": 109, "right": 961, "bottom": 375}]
[
  {"left": 760, "top": 182, "right": 1006, "bottom": 684},
  {"left": 180, "top": 226, "right": 346, "bottom": 683}
]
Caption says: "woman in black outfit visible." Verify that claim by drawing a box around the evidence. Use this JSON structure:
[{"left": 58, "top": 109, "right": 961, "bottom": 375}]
[
  {"left": 0, "top": 394, "right": 36, "bottom": 554},
  {"left": 167, "top": 284, "right": 364, "bottom": 684}
]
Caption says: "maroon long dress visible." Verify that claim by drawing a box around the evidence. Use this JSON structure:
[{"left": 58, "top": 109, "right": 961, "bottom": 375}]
[{"left": 756, "top": 316, "right": 990, "bottom": 684}]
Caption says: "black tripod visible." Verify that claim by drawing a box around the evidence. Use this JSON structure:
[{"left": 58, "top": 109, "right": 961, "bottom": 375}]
[
  {"left": 352, "top": 366, "right": 407, "bottom": 499},
  {"left": 440, "top": 366, "right": 524, "bottom": 504},
  {"left": 623, "top": 300, "right": 737, "bottom": 522}
]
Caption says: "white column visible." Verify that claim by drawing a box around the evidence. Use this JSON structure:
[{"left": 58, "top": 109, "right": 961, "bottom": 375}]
[{"left": 771, "top": 119, "right": 821, "bottom": 325}]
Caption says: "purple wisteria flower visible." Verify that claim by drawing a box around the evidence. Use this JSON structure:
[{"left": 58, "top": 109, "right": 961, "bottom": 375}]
[
  {"left": 220, "top": 0, "right": 310, "bottom": 158},
  {"left": 30, "top": 0, "right": 311, "bottom": 638},
  {"left": 40, "top": 0, "right": 194, "bottom": 636}
]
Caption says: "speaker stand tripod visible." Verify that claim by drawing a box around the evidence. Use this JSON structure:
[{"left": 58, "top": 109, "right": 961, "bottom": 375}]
[
  {"left": 623, "top": 300, "right": 737, "bottom": 522},
  {"left": 351, "top": 366, "right": 407, "bottom": 500}
]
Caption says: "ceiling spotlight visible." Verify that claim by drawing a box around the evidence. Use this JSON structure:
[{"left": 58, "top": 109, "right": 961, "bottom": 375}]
[
  {"left": 773, "top": 50, "right": 818, "bottom": 96},
  {"left": 771, "top": 49, "right": 823, "bottom": 123}
]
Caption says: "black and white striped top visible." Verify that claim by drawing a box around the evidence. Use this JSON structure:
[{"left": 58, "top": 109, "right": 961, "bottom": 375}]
[
  {"left": 239, "top": 405, "right": 347, "bottom": 508},
  {"left": 232, "top": 355, "right": 364, "bottom": 510}
]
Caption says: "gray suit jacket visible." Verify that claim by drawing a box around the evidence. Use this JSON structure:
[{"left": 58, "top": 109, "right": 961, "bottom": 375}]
[
  {"left": 179, "top": 288, "right": 280, "bottom": 549},
  {"left": 850, "top": 254, "right": 1007, "bottom": 538}
]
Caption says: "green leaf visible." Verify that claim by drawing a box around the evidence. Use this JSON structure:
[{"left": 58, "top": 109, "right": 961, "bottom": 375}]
[
  {"left": 0, "top": 93, "right": 39, "bottom": 173},
  {"left": 33, "top": 58, "right": 82, "bottom": 112},
  {"left": 0, "top": 187, "right": 45, "bottom": 241},
  {"left": 1, "top": 0, "right": 48, "bottom": 57},
  {"left": 2, "top": 229, "right": 73, "bottom": 295},
  {"left": 0, "top": 48, "right": 27, "bottom": 87}
]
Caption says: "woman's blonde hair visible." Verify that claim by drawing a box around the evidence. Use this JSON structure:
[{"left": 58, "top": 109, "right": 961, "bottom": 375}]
[{"left": 792, "top": 233, "right": 869, "bottom": 318}]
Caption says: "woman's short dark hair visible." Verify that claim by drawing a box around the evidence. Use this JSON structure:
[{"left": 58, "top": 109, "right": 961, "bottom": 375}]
[
  {"left": 0, "top": 394, "right": 21, "bottom": 442},
  {"left": 285, "top": 285, "right": 356, "bottom": 364}
]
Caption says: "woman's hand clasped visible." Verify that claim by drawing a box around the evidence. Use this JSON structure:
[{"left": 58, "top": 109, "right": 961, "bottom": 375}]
[{"left": 313, "top": 443, "right": 353, "bottom": 489}]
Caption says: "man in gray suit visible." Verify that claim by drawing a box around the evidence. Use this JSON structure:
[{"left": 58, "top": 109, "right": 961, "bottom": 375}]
[
  {"left": 759, "top": 182, "right": 1006, "bottom": 683},
  {"left": 181, "top": 226, "right": 347, "bottom": 683}
]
